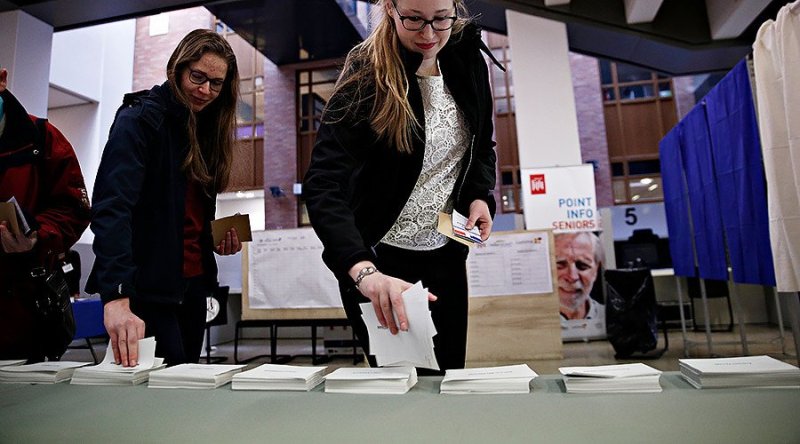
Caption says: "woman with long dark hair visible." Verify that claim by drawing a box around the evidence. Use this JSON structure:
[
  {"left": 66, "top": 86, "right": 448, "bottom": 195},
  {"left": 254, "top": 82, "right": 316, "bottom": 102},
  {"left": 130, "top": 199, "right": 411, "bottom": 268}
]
[{"left": 88, "top": 29, "right": 242, "bottom": 366}]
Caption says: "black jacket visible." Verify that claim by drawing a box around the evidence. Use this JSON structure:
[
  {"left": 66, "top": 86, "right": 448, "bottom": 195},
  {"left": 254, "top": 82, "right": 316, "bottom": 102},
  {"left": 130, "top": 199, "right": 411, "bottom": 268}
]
[
  {"left": 86, "top": 82, "right": 218, "bottom": 304},
  {"left": 303, "top": 24, "right": 497, "bottom": 282}
]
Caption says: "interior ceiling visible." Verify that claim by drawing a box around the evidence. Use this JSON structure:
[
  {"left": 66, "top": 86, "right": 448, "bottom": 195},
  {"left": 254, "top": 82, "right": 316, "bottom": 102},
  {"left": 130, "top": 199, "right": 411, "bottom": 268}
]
[{"left": 0, "top": 0, "right": 790, "bottom": 75}]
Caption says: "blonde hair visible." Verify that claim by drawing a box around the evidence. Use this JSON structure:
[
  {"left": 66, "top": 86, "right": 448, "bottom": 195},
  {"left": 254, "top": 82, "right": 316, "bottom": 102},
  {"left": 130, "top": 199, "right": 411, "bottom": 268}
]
[
  {"left": 167, "top": 29, "right": 240, "bottom": 193},
  {"left": 325, "top": 0, "right": 470, "bottom": 154}
]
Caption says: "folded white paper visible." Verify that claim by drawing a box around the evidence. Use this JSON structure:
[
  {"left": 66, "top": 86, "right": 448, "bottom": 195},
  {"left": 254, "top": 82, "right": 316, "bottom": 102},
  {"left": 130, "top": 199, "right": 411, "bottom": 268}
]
[
  {"left": 679, "top": 355, "right": 800, "bottom": 389},
  {"left": 559, "top": 363, "right": 662, "bottom": 393},
  {"left": 324, "top": 366, "right": 417, "bottom": 394},
  {"left": 441, "top": 364, "right": 538, "bottom": 394},
  {"left": 231, "top": 363, "right": 327, "bottom": 391},
  {"left": 0, "top": 361, "right": 90, "bottom": 384},
  {"left": 148, "top": 363, "right": 246, "bottom": 389},
  {"left": 0, "top": 360, "right": 25, "bottom": 368},
  {"left": 360, "top": 281, "right": 438, "bottom": 370},
  {"left": 71, "top": 337, "right": 166, "bottom": 385}
]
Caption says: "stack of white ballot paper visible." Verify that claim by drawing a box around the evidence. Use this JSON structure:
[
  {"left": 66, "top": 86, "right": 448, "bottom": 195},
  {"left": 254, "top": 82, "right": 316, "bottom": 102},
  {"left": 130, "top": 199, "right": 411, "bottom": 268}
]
[
  {"left": 71, "top": 337, "right": 166, "bottom": 386},
  {"left": 440, "top": 364, "right": 538, "bottom": 394},
  {"left": 231, "top": 364, "right": 327, "bottom": 391},
  {"left": 360, "top": 281, "right": 438, "bottom": 370},
  {"left": 679, "top": 355, "right": 800, "bottom": 389},
  {"left": 324, "top": 367, "right": 417, "bottom": 394},
  {"left": 148, "top": 363, "right": 245, "bottom": 389},
  {"left": 559, "top": 363, "right": 663, "bottom": 393},
  {"left": 0, "top": 361, "right": 90, "bottom": 384},
  {"left": 0, "top": 360, "right": 25, "bottom": 368}
]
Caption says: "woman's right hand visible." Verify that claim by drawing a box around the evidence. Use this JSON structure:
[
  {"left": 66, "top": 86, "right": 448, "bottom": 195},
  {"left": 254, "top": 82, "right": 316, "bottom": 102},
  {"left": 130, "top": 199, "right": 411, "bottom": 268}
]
[
  {"left": 350, "top": 262, "right": 437, "bottom": 335},
  {"left": 103, "top": 298, "right": 146, "bottom": 367}
]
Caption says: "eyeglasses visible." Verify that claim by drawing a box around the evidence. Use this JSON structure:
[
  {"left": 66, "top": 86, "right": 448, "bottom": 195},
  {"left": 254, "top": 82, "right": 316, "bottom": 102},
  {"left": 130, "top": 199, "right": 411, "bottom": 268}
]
[
  {"left": 188, "top": 69, "right": 225, "bottom": 92},
  {"left": 391, "top": 1, "right": 457, "bottom": 32}
]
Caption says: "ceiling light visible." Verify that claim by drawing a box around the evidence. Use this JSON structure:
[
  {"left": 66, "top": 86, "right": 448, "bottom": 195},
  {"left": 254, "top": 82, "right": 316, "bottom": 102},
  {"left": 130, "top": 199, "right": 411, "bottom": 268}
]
[
  {"left": 640, "top": 178, "right": 653, "bottom": 185},
  {"left": 648, "top": 184, "right": 658, "bottom": 191}
]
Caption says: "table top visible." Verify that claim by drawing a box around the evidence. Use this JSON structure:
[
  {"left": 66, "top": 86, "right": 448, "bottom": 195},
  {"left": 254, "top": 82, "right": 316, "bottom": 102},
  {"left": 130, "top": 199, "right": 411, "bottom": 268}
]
[{"left": 1, "top": 373, "right": 798, "bottom": 443}]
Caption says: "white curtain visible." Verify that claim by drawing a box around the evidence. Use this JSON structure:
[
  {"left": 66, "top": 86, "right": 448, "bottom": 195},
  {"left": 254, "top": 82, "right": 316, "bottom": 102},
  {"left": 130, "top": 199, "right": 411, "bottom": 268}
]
[{"left": 753, "top": 1, "right": 800, "bottom": 292}]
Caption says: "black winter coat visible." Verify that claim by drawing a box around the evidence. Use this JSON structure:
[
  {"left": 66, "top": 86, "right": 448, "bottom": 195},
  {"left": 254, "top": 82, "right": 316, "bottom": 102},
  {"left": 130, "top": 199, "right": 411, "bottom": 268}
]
[
  {"left": 303, "top": 24, "right": 497, "bottom": 282},
  {"left": 86, "top": 82, "right": 218, "bottom": 304}
]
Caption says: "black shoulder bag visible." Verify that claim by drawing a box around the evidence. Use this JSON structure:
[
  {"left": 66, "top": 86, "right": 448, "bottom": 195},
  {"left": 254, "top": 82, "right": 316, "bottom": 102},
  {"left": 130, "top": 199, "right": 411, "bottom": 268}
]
[{"left": 29, "top": 264, "right": 76, "bottom": 360}]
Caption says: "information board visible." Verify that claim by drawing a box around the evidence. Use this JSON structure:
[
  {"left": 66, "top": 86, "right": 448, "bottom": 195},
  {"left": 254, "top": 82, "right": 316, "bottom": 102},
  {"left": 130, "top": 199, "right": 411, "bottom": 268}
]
[{"left": 246, "top": 228, "right": 342, "bottom": 310}]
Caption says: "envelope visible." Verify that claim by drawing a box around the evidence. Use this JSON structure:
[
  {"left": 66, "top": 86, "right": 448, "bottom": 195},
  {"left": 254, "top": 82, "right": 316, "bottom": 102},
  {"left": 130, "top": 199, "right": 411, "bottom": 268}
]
[
  {"left": 211, "top": 213, "right": 252, "bottom": 245},
  {"left": 0, "top": 202, "right": 22, "bottom": 237}
]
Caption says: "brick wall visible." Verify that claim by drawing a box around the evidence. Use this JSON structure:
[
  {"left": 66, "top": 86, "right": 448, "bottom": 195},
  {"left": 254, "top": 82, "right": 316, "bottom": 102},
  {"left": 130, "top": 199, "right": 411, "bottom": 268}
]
[
  {"left": 569, "top": 52, "right": 613, "bottom": 208},
  {"left": 263, "top": 58, "right": 298, "bottom": 229},
  {"left": 133, "top": 7, "right": 214, "bottom": 91}
]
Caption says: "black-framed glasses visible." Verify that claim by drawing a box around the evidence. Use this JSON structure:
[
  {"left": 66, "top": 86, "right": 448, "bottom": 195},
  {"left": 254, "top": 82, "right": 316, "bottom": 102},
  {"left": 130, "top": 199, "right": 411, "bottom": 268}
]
[
  {"left": 391, "top": 1, "right": 457, "bottom": 32},
  {"left": 188, "top": 69, "right": 225, "bottom": 92}
]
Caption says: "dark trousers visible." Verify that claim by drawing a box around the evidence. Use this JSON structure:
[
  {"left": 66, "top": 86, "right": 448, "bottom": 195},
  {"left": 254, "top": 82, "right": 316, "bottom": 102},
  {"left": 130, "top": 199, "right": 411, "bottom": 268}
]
[
  {"left": 340, "top": 241, "right": 469, "bottom": 375},
  {"left": 130, "top": 276, "right": 209, "bottom": 366}
]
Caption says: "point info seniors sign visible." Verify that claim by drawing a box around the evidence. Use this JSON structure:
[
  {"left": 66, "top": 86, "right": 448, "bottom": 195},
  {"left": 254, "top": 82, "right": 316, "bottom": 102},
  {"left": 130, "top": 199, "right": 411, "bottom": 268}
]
[{"left": 521, "top": 165, "right": 598, "bottom": 233}]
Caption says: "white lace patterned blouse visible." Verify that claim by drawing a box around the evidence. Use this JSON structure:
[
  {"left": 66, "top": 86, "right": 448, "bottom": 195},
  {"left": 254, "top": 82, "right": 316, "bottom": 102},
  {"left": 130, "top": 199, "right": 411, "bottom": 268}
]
[{"left": 380, "top": 73, "right": 469, "bottom": 250}]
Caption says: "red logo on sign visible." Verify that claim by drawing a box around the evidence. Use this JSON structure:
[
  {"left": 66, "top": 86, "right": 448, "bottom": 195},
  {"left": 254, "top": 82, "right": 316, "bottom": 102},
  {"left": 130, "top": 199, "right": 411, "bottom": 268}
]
[{"left": 530, "top": 174, "right": 546, "bottom": 194}]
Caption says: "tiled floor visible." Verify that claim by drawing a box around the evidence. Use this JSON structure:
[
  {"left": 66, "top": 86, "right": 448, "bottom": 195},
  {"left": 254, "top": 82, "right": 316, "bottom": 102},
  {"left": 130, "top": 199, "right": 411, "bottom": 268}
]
[{"left": 63, "top": 323, "right": 797, "bottom": 374}]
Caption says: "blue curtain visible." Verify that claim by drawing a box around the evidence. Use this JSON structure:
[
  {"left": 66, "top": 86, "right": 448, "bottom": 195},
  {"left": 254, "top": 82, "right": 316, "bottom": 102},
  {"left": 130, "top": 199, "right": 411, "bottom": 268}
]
[
  {"left": 678, "top": 106, "right": 729, "bottom": 281},
  {"left": 659, "top": 127, "right": 696, "bottom": 277},
  {"left": 704, "top": 60, "right": 776, "bottom": 286}
]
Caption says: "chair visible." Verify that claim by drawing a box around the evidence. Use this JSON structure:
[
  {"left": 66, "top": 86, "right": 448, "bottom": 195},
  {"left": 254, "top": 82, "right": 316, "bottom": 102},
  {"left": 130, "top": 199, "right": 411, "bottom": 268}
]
[
  {"left": 686, "top": 277, "right": 734, "bottom": 332},
  {"left": 70, "top": 298, "right": 107, "bottom": 363},
  {"left": 604, "top": 268, "right": 668, "bottom": 359}
]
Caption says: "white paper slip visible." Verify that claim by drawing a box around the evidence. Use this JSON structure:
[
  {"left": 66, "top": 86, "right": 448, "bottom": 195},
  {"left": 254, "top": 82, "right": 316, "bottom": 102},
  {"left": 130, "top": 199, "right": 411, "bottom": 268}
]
[
  {"left": 231, "top": 364, "right": 327, "bottom": 391},
  {"left": 98, "top": 336, "right": 158, "bottom": 371},
  {"left": 679, "top": 355, "right": 800, "bottom": 389},
  {"left": 559, "top": 363, "right": 662, "bottom": 378},
  {"left": 324, "top": 367, "right": 417, "bottom": 394},
  {"left": 679, "top": 355, "right": 800, "bottom": 375},
  {"left": 0, "top": 360, "right": 26, "bottom": 368},
  {"left": 559, "top": 363, "right": 663, "bottom": 393},
  {"left": 148, "top": 363, "right": 246, "bottom": 389},
  {"left": 71, "top": 338, "right": 165, "bottom": 386},
  {"left": 440, "top": 364, "right": 538, "bottom": 394},
  {"left": 360, "top": 281, "right": 439, "bottom": 370},
  {"left": 0, "top": 361, "right": 91, "bottom": 384},
  {"left": 71, "top": 358, "right": 166, "bottom": 386}
]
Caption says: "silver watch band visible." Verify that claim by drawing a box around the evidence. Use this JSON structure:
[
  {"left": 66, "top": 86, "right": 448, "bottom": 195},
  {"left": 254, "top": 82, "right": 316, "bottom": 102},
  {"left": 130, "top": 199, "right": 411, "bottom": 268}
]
[{"left": 354, "top": 266, "right": 378, "bottom": 289}]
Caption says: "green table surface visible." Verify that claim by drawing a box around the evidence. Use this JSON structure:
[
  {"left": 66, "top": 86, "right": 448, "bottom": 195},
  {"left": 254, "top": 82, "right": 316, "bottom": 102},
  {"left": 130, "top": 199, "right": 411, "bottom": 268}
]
[{"left": 1, "top": 373, "right": 798, "bottom": 443}]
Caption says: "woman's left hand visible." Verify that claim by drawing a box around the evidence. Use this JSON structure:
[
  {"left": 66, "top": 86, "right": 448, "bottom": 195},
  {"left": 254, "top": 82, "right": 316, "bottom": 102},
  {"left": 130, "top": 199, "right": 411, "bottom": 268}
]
[
  {"left": 465, "top": 199, "right": 493, "bottom": 242},
  {"left": 215, "top": 227, "right": 242, "bottom": 255}
]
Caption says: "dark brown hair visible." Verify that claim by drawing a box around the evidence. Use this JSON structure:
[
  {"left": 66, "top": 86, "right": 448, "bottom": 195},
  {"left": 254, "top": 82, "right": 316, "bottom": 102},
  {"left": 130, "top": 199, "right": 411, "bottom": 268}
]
[{"left": 167, "top": 29, "right": 239, "bottom": 193}]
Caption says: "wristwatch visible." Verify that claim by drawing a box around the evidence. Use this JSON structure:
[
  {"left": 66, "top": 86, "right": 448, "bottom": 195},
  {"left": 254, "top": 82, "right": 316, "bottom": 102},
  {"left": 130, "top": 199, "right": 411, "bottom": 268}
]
[{"left": 354, "top": 266, "right": 378, "bottom": 289}]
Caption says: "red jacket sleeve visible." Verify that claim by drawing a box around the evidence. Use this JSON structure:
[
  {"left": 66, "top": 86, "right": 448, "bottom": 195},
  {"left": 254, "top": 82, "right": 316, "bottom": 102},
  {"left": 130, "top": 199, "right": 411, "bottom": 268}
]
[{"left": 32, "top": 118, "right": 91, "bottom": 263}]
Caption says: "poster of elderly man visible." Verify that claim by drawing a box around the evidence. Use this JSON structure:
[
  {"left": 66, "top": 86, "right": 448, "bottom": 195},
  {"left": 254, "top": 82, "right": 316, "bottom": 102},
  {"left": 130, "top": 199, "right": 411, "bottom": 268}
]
[{"left": 555, "top": 231, "right": 606, "bottom": 341}]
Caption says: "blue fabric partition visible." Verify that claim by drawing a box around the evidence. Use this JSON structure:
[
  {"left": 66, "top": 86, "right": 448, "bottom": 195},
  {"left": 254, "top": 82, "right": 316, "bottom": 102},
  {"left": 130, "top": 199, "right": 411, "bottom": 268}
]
[
  {"left": 704, "top": 60, "right": 776, "bottom": 286},
  {"left": 678, "top": 106, "right": 728, "bottom": 281},
  {"left": 659, "top": 127, "right": 696, "bottom": 277}
]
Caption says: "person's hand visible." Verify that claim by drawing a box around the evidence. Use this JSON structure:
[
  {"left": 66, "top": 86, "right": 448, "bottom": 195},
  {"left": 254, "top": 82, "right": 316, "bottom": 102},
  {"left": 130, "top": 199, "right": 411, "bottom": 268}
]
[
  {"left": 0, "top": 222, "right": 37, "bottom": 253},
  {"left": 103, "top": 298, "right": 145, "bottom": 367},
  {"left": 350, "top": 262, "right": 437, "bottom": 335},
  {"left": 465, "top": 199, "right": 493, "bottom": 242},
  {"left": 215, "top": 227, "right": 242, "bottom": 255}
]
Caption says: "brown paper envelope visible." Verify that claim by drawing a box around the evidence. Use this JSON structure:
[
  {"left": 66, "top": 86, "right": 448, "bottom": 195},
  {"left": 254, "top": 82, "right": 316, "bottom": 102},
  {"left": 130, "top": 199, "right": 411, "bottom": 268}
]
[
  {"left": 0, "top": 202, "right": 22, "bottom": 237},
  {"left": 436, "top": 212, "right": 474, "bottom": 247},
  {"left": 211, "top": 213, "right": 253, "bottom": 245}
]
